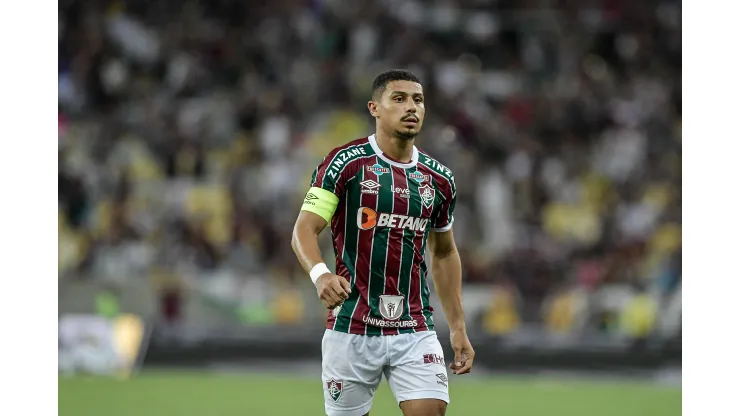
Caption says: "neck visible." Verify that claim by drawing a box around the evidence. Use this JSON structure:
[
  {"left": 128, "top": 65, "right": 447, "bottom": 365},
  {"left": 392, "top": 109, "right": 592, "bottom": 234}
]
[{"left": 374, "top": 128, "right": 415, "bottom": 163}]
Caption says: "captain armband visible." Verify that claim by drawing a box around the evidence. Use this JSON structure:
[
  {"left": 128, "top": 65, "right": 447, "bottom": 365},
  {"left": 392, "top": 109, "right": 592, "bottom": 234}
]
[{"left": 301, "top": 187, "right": 340, "bottom": 223}]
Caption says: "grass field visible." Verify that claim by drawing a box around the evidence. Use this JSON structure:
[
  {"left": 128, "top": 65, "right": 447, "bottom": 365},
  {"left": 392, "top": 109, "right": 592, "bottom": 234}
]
[{"left": 59, "top": 370, "right": 681, "bottom": 416}]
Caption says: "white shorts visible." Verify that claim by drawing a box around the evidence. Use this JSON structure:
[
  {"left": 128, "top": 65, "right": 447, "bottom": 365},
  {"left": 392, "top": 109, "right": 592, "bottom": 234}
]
[{"left": 321, "top": 329, "right": 450, "bottom": 416}]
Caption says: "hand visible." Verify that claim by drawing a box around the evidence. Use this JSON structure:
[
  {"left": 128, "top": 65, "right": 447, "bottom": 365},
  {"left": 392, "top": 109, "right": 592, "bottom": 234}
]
[
  {"left": 316, "top": 273, "right": 351, "bottom": 310},
  {"left": 449, "top": 329, "right": 475, "bottom": 375}
]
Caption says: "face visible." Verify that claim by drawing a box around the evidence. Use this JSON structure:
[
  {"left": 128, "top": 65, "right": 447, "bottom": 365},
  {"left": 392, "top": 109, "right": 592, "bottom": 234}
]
[{"left": 368, "top": 80, "right": 425, "bottom": 140}]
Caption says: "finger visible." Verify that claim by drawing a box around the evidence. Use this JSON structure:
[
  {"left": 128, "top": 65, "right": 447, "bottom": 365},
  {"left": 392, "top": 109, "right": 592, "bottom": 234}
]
[
  {"left": 331, "top": 282, "right": 350, "bottom": 300},
  {"left": 455, "top": 358, "right": 474, "bottom": 375},
  {"left": 329, "top": 291, "right": 344, "bottom": 307},
  {"left": 322, "top": 291, "right": 343, "bottom": 307},
  {"left": 453, "top": 349, "right": 464, "bottom": 370},
  {"left": 338, "top": 277, "right": 352, "bottom": 295}
]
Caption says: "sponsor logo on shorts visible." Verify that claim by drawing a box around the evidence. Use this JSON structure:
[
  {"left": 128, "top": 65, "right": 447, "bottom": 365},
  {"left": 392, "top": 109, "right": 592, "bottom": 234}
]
[
  {"left": 356, "top": 207, "right": 428, "bottom": 231},
  {"left": 409, "top": 171, "right": 430, "bottom": 183},
  {"left": 367, "top": 164, "right": 390, "bottom": 176},
  {"left": 362, "top": 315, "right": 419, "bottom": 328},
  {"left": 360, "top": 179, "right": 381, "bottom": 195},
  {"left": 418, "top": 185, "right": 435, "bottom": 208},
  {"left": 423, "top": 353, "right": 445, "bottom": 366},
  {"left": 436, "top": 373, "right": 448, "bottom": 387},
  {"left": 326, "top": 378, "right": 343, "bottom": 402}
]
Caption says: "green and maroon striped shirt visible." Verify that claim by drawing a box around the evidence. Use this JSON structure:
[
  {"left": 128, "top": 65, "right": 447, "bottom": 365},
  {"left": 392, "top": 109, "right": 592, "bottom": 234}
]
[{"left": 308, "top": 134, "right": 457, "bottom": 336}]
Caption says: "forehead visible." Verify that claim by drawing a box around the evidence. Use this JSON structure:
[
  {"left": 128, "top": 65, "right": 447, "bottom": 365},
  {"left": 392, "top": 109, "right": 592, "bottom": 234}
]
[{"left": 383, "top": 80, "right": 423, "bottom": 96}]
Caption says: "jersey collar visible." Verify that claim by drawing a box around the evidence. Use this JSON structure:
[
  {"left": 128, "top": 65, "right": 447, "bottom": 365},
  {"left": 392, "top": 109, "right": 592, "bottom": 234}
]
[{"left": 368, "top": 134, "right": 419, "bottom": 169}]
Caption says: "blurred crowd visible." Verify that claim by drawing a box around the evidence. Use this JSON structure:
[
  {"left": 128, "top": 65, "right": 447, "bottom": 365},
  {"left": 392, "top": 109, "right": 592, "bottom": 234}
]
[{"left": 58, "top": 0, "right": 681, "bottom": 340}]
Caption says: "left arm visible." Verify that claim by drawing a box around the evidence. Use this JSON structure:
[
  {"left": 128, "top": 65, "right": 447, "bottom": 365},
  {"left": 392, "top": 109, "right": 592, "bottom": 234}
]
[
  {"left": 428, "top": 228, "right": 475, "bottom": 375},
  {"left": 428, "top": 229, "right": 465, "bottom": 333}
]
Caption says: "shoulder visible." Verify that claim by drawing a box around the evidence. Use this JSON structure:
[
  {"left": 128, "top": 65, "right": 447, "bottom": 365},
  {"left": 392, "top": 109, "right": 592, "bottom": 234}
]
[
  {"left": 312, "top": 137, "right": 374, "bottom": 187},
  {"left": 416, "top": 149, "right": 456, "bottom": 196},
  {"left": 321, "top": 137, "right": 373, "bottom": 164}
]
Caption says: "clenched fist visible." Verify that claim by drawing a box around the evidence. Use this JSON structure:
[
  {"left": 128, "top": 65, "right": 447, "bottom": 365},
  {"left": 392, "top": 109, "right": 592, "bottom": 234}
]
[{"left": 316, "top": 273, "right": 352, "bottom": 310}]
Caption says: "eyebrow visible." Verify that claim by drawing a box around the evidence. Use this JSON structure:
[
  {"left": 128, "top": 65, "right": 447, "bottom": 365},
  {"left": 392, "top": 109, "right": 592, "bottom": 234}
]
[{"left": 389, "top": 91, "right": 424, "bottom": 97}]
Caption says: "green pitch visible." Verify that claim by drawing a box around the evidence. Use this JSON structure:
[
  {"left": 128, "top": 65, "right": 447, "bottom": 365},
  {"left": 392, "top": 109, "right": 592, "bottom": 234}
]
[{"left": 59, "top": 370, "right": 680, "bottom": 416}]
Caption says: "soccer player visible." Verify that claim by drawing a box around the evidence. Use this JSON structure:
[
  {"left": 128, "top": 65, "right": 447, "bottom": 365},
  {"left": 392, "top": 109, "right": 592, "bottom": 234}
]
[{"left": 292, "top": 69, "right": 474, "bottom": 416}]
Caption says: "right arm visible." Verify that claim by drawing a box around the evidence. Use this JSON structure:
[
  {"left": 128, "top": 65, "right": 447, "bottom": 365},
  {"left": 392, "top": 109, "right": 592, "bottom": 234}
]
[
  {"left": 291, "top": 207, "right": 351, "bottom": 309},
  {"left": 291, "top": 209, "right": 329, "bottom": 275},
  {"left": 292, "top": 151, "right": 353, "bottom": 307}
]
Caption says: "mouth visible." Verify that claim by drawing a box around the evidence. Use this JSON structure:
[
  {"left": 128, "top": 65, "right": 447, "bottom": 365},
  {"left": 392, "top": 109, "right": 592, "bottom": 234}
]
[{"left": 402, "top": 117, "right": 419, "bottom": 125}]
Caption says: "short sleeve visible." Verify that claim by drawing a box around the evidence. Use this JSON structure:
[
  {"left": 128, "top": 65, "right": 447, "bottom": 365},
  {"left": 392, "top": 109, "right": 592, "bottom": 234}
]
[
  {"left": 301, "top": 149, "right": 356, "bottom": 223},
  {"left": 309, "top": 154, "right": 350, "bottom": 197},
  {"left": 431, "top": 176, "right": 456, "bottom": 232}
]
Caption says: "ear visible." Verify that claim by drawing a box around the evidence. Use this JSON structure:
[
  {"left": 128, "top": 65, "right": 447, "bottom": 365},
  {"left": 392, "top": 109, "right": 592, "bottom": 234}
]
[{"left": 367, "top": 101, "right": 378, "bottom": 118}]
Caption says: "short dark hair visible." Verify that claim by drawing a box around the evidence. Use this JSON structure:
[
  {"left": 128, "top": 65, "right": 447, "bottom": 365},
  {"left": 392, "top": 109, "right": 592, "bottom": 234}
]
[{"left": 371, "top": 69, "right": 422, "bottom": 100}]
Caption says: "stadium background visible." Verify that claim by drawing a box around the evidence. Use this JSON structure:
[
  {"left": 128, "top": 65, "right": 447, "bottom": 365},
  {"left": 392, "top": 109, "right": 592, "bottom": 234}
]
[{"left": 58, "top": 0, "right": 681, "bottom": 414}]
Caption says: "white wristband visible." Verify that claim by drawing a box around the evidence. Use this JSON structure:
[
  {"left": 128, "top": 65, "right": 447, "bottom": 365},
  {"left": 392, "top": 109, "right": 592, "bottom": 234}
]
[{"left": 310, "top": 263, "right": 331, "bottom": 286}]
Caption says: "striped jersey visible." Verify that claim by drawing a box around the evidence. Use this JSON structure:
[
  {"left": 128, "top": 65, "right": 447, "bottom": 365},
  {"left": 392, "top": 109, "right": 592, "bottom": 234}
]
[{"left": 308, "top": 134, "right": 457, "bottom": 336}]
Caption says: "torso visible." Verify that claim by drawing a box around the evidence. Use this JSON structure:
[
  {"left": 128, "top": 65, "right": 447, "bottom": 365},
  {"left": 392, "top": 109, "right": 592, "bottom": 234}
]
[{"left": 312, "top": 135, "right": 456, "bottom": 336}]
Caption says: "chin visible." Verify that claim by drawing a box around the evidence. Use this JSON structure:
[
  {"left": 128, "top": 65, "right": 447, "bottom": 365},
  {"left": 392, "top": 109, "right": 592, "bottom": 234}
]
[{"left": 394, "top": 129, "right": 418, "bottom": 141}]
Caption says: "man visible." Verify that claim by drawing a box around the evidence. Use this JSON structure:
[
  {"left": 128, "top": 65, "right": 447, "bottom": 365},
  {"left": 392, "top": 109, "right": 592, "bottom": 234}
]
[{"left": 292, "top": 69, "right": 474, "bottom": 416}]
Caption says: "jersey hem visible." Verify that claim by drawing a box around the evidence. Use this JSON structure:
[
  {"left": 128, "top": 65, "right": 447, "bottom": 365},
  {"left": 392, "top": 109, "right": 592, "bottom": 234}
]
[{"left": 325, "top": 322, "right": 433, "bottom": 335}]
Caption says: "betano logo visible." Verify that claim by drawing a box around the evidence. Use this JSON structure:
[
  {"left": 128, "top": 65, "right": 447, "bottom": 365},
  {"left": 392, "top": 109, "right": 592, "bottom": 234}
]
[{"left": 356, "top": 207, "right": 428, "bottom": 232}]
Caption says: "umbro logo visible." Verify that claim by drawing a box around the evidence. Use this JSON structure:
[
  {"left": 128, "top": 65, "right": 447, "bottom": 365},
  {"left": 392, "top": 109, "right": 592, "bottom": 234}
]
[
  {"left": 360, "top": 180, "right": 381, "bottom": 189},
  {"left": 360, "top": 179, "right": 381, "bottom": 195},
  {"left": 304, "top": 192, "right": 318, "bottom": 205}
]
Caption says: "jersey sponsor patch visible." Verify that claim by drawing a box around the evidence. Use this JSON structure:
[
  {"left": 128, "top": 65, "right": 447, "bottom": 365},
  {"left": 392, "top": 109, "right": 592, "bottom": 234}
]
[
  {"left": 392, "top": 186, "right": 411, "bottom": 198},
  {"left": 408, "top": 171, "right": 430, "bottom": 183},
  {"left": 366, "top": 163, "right": 390, "bottom": 176},
  {"left": 378, "top": 295, "right": 404, "bottom": 320},
  {"left": 326, "top": 147, "right": 368, "bottom": 180},
  {"left": 421, "top": 155, "right": 453, "bottom": 179},
  {"left": 356, "top": 207, "right": 428, "bottom": 232},
  {"left": 362, "top": 315, "right": 419, "bottom": 328}
]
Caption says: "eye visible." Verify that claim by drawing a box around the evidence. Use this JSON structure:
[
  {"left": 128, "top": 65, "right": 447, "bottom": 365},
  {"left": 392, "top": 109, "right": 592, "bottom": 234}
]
[
  {"left": 414, "top": 97, "right": 423, "bottom": 104},
  {"left": 394, "top": 96, "right": 404, "bottom": 102}
]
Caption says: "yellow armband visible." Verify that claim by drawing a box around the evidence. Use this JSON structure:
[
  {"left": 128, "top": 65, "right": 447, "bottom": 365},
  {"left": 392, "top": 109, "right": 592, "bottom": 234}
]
[{"left": 301, "top": 187, "right": 339, "bottom": 223}]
